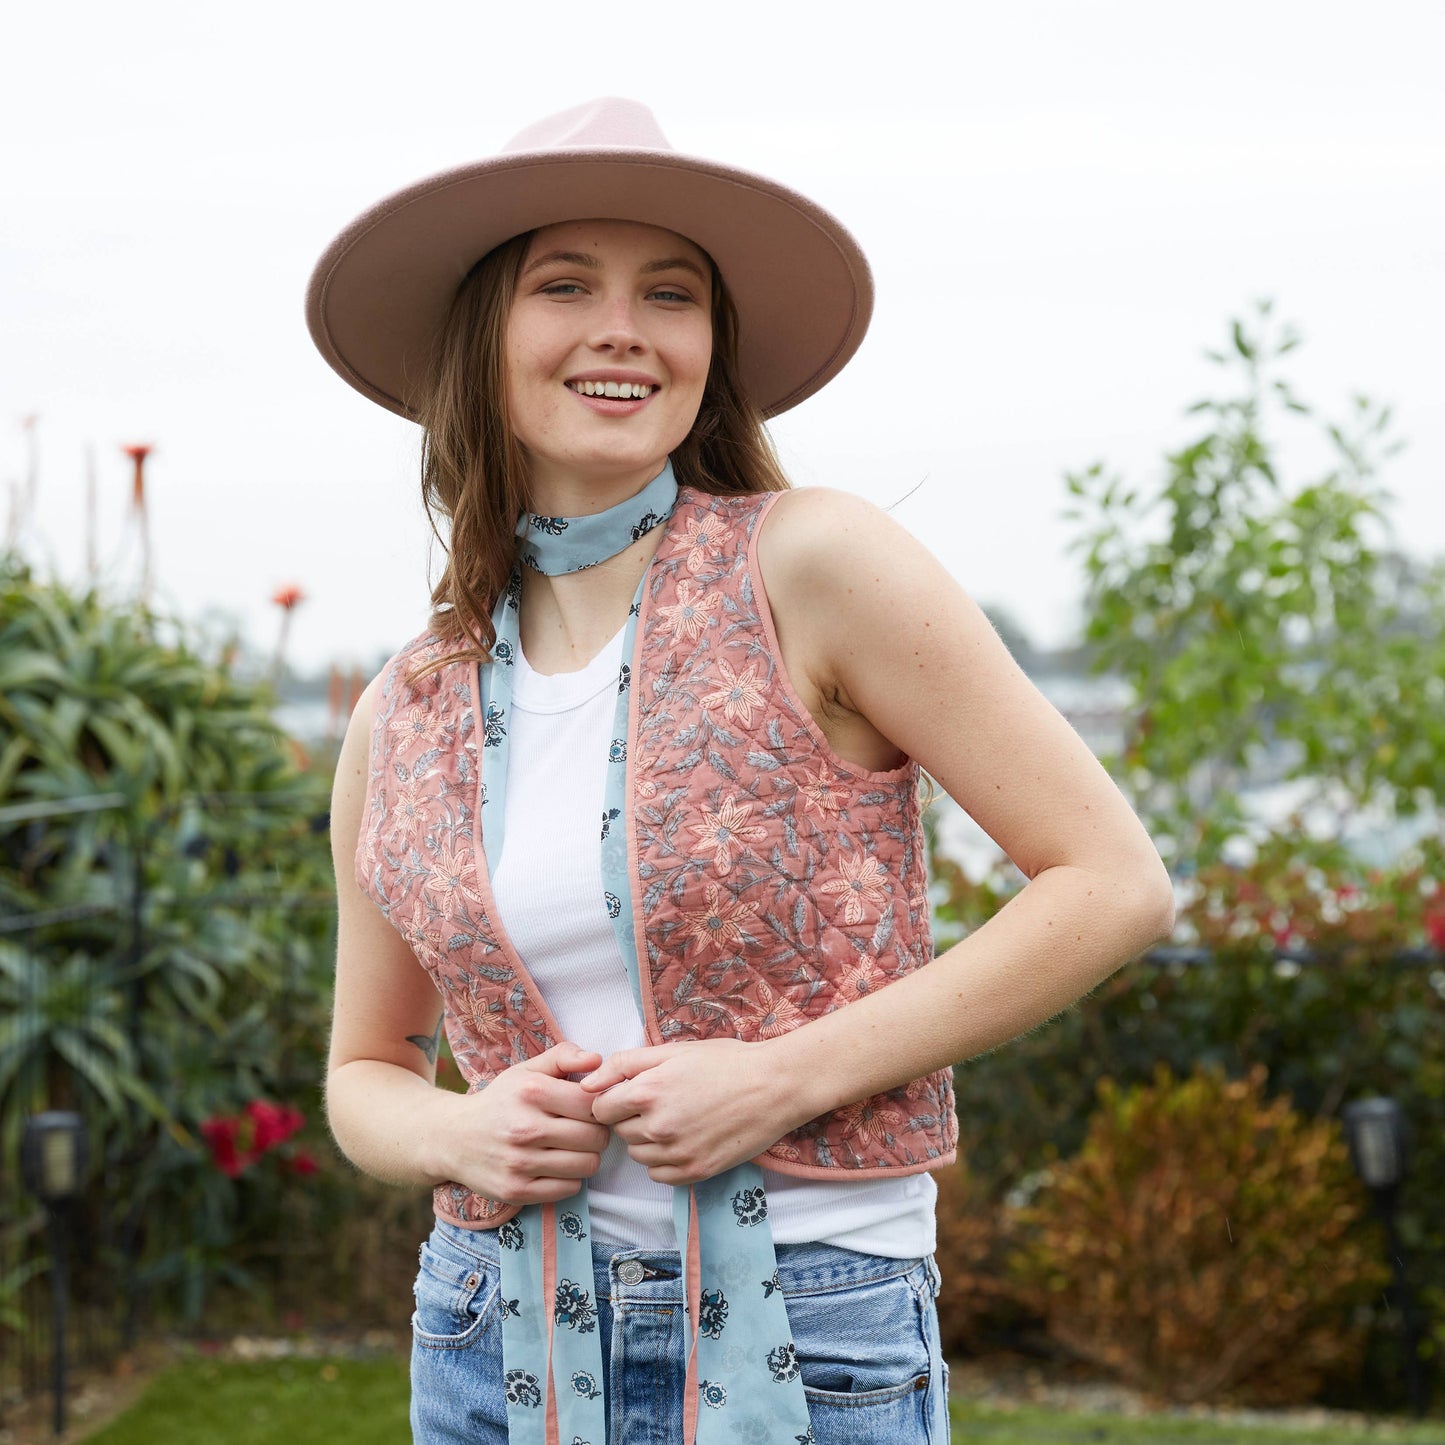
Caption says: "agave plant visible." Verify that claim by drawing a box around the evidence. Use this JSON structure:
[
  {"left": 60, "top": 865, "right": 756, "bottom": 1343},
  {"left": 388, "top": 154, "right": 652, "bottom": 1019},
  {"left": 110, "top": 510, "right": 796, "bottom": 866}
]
[
  {"left": 1, "top": 556, "right": 336, "bottom": 1325},
  {"left": 0, "top": 941, "right": 168, "bottom": 1159}
]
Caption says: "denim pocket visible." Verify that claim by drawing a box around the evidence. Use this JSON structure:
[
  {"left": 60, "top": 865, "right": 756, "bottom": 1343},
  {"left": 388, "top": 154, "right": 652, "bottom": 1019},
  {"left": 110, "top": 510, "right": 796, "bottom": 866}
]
[
  {"left": 786, "top": 1260, "right": 935, "bottom": 1442},
  {"left": 411, "top": 1228, "right": 500, "bottom": 1350}
]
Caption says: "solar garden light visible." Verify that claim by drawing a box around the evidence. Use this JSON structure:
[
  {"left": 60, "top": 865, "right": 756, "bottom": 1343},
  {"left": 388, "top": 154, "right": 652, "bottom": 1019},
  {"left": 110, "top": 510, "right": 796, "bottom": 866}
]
[
  {"left": 20, "top": 1112, "right": 88, "bottom": 1438},
  {"left": 1342, "top": 1097, "right": 1429, "bottom": 1418}
]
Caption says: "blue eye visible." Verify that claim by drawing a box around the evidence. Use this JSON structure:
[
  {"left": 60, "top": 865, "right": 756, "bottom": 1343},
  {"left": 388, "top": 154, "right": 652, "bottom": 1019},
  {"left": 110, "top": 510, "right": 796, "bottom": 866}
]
[
  {"left": 541, "top": 282, "right": 585, "bottom": 296},
  {"left": 650, "top": 289, "right": 692, "bottom": 303}
]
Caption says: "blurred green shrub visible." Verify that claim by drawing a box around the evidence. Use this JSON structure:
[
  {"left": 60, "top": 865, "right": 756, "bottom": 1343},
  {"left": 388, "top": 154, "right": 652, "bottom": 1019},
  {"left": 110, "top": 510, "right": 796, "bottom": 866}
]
[
  {"left": 0, "top": 556, "right": 337, "bottom": 1323},
  {"left": 931, "top": 307, "right": 1445, "bottom": 1402},
  {"left": 1009, "top": 1064, "right": 1386, "bottom": 1405}
]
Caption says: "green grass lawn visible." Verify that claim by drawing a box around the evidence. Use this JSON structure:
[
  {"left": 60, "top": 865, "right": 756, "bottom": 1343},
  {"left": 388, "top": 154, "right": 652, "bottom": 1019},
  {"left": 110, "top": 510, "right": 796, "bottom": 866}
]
[
  {"left": 80, "top": 1357, "right": 411, "bottom": 1445},
  {"left": 80, "top": 1357, "right": 1443, "bottom": 1444},
  {"left": 951, "top": 1400, "right": 1445, "bottom": 1443}
]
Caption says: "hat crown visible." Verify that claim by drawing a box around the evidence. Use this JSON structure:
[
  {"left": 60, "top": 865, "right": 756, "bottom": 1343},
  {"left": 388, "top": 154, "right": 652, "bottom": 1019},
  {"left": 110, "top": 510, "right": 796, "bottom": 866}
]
[{"left": 501, "top": 97, "right": 674, "bottom": 156}]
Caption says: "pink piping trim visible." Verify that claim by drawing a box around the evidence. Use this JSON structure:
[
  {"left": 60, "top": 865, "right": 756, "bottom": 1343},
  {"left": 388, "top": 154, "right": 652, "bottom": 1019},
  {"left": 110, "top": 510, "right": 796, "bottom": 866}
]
[
  {"left": 757, "top": 1146, "right": 957, "bottom": 1179},
  {"left": 542, "top": 1202, "right": 560, "bottom": 1445},
  {"left": 682, "top": 1187, "right": 703, "bottom": 1443}
]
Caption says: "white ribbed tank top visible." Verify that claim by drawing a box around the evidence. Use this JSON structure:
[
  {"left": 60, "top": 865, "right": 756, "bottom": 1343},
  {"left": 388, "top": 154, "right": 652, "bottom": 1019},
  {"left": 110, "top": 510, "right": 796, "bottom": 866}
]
[{"left": 488, "top": 626, "right": 936, "bottom": 1256}]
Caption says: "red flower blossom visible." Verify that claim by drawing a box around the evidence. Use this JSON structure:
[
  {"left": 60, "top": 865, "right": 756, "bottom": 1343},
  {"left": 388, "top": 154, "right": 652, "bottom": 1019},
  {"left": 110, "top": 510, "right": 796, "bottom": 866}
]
[
  {"left": 272, "top": 585, "right": 306, "bottom": 610},
  {"left": 200, "top": 1115, "right": 257, "bottom": 1178},
  {"left": 289, "top": 1151, "right": 319, "bottom": 1177},
  {"left": 1425, "top": 906, "right": 1445, "bottom": 952},
  {"left": 246, "top": 1099, "right": 305, "bottom": 1152},
  {"left": 200, "top": 1100, "right": 307, "bottom": 1177}
]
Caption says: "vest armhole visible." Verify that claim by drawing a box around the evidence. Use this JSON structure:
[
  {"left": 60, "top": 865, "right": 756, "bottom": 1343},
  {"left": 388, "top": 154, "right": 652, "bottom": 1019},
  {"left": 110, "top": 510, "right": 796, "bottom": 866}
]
[{"left": 747, "top": 490, "right": 917, "bottom": 787}]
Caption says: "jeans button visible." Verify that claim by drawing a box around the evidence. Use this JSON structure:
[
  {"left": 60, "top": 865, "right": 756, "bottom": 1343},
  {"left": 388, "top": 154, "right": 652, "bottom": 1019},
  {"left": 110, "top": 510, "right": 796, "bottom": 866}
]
[{"left": 617, "top": 1260, "right": 645, "bottom": 1285}]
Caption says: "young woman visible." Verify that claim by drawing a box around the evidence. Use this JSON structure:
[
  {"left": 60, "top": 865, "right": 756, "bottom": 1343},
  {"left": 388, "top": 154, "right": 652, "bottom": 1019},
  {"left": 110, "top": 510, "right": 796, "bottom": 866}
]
[{"left": 311, "top": 99, "right": 1174, "bottom": 1445}]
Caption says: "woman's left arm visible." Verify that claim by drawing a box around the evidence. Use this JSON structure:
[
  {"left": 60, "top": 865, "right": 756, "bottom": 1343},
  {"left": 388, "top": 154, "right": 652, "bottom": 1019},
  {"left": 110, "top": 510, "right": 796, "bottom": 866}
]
[{"left": 585, "top": 487, "right": 1176, "bottom": 1183}]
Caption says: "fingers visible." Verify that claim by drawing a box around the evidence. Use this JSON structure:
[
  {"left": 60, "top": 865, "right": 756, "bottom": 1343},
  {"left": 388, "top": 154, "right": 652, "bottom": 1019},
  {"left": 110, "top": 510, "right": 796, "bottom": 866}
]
[
  {"left": 579, "top": 1044, "right": 674, "bottom": 1093},
  {"left": 493, "top": 1082, "right": 611, "bottom": 1150},
  {"left": 607, "top": 1115, "right": 653, "bottom": 1146},
  {"left": 520, "top": 1147, "right": 605, "bottom": 1181},
  {"left": 520, "top": 1041, "right": 604, "bottom": 1078},
  {"left": 587, "top": 1085, "right": 637, "bottom": 1127},
  {"left": 620, "top": 1139, "right": 671, "bottom": 1165},
  {"left": 521, "top": 1074, "right": 612, "bottom": 1126},
  {"left": 539, "top": 1116, "right": 613, "bottom": 1155},
  {"left": 482, "top": 1144, "right": 605, "bottom": 1205}
]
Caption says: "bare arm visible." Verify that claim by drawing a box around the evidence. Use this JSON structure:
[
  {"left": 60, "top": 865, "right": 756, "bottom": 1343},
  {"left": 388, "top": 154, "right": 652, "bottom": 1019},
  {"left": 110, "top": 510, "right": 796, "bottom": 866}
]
[
  {"left": 325, "top": 675, "right": 610, "bottom": 1203},
  {"left": 587, "top": 487, "right": 1174, "bottom": 1182}
]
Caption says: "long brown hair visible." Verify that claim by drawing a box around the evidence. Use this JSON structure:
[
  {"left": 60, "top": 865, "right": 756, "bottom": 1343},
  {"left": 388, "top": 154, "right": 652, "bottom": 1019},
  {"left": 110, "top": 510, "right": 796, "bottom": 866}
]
[{"left": 407, "top": 228, "right": 790, "bottom": 682}]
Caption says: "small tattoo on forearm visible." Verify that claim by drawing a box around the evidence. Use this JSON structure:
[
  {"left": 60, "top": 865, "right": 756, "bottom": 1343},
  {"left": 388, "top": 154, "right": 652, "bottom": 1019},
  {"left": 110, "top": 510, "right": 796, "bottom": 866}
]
[{"left": 407, "top": 1017, "right": 443, "bottom": 1065}]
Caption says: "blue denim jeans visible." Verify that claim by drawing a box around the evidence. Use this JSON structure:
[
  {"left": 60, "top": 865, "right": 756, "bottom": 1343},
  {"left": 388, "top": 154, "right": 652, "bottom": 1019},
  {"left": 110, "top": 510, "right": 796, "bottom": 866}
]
[{"left": 411, "top": 1216, "right": 951, "bottom": 1444}]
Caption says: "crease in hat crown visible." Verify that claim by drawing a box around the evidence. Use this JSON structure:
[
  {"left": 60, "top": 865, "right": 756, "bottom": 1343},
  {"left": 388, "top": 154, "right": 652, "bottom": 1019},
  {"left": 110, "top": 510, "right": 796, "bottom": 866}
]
[
  {"left": 501, "top": 97, "right": 672, "bottom": 154},
  {"left": 305, "top": 97, "right": 873, "bottom": 421}
]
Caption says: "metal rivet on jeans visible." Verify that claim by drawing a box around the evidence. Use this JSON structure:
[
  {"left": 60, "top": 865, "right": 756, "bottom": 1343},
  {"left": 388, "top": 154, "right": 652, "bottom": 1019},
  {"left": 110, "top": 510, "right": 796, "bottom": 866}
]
[
  {"left": 617, "top": 1260, "right": 646, "bottom": 1285},
  {"left": 465, "top": 1273, "right": 480, "bottom": 1290}
]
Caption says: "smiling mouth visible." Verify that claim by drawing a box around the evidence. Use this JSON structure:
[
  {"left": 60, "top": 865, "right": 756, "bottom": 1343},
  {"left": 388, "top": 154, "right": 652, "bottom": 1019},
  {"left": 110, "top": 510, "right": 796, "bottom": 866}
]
[{"left": 566, "top": 380, "right": 656, "bottom": 399}]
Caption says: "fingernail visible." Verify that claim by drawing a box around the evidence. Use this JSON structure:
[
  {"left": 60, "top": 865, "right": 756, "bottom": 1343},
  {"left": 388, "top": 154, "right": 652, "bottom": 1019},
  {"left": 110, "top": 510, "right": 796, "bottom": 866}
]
[{"left": 579, "top": 1073, "right": 597, "bottom": 1088}]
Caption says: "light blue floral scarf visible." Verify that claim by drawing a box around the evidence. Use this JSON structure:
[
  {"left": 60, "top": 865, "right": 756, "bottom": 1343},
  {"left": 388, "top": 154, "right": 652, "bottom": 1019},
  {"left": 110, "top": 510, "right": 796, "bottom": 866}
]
[{"left": 479, "top": 459, "right": 815, "bottom": 1444}]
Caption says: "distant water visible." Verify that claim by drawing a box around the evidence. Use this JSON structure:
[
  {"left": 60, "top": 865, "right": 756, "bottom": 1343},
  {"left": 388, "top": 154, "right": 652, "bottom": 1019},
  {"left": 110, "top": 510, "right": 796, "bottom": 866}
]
[
  {"left": 275, "top": 698, "right": 339, "bottom": 745},
  {"left": 277, "top": 674, "right": 1435, "bottom": 874}
]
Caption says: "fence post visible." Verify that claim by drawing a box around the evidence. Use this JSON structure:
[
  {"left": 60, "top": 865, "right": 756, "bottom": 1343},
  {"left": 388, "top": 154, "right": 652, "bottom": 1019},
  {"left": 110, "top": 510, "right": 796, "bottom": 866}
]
[{"left": 119, "top": 819, "right": 149, "bottom": 1353}]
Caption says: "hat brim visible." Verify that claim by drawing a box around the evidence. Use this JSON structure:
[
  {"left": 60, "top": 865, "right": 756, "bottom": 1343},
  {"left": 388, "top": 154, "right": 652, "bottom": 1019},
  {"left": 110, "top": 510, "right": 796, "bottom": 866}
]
[{"left": 305, "top": 148, "right": 872, "bottom": 421}]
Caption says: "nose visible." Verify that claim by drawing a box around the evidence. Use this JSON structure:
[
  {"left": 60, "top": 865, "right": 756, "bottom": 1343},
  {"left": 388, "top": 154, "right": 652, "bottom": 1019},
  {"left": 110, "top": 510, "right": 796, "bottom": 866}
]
[{"left": 588, "top": 292, "right": 648, "bottom": 354}]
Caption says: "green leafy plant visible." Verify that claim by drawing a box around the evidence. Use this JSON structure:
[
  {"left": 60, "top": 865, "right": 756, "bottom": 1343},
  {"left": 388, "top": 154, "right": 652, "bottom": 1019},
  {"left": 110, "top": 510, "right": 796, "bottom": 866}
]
[
  {"left": 930, "top": 311, "right": 1445, "bottom": 1403},
  {"left": 1065, "top": 300, "right": 1445, "bottom": 868},
  {"left": 0, "top": 556, "right": 336, "bottom": 1335},
  {"left": 0, "top": 942, "right": 169, "bottom": 1157}
]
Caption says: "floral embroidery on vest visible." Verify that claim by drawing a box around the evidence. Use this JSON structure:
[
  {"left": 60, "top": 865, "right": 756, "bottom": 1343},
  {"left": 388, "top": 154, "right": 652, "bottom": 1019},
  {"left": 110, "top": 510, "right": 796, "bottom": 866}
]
[
  {"left": 630, "top": 490, "right": 956, "bottom": 1174},
  {"left": 357, "top": 488, "right": 957, "bottom": 1227}
]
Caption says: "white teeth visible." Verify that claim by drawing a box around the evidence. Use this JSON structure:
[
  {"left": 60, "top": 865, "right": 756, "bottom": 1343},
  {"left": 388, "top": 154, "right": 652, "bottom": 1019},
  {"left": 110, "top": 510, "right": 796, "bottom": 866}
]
[{"left": 570, "top": 380, "right": 653, "bottom": 398}]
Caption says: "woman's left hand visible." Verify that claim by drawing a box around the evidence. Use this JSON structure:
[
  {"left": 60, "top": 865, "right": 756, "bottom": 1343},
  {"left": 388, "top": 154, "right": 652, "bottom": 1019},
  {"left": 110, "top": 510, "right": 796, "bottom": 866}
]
[{"left": 581, "top": 1039, "right": 801, "bottom": 1185}]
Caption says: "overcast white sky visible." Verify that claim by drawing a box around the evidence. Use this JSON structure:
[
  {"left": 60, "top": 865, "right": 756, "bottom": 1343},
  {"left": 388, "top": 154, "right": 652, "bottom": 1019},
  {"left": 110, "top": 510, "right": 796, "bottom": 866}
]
[{"left": 3, "top": 2, "right": 1442, "bottom": 675}]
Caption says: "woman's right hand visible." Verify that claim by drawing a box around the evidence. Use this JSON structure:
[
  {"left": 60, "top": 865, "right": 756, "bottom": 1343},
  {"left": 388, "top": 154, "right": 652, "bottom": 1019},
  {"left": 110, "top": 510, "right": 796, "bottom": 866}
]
[{"left": 433, "top": 1041, "right": 610, "bottom": 1205}]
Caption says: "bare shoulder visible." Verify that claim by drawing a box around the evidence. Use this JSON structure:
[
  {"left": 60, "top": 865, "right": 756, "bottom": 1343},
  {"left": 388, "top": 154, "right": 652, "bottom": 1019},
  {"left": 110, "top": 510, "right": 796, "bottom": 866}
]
[
  {"left": 330, "top": 671, "right": 388, "bottom": 851},
  {"left": 757, "top": 485, "right": 910, "bottom": 579},
  {"left": 758, "top": 484, "right": 973, "bottom": 651}
]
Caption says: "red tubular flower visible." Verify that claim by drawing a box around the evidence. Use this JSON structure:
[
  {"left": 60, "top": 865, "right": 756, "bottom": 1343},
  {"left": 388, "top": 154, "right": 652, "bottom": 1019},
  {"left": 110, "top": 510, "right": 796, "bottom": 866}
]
[
  {"left": 272, "top": 585, "right": 305, "bottom": 610},
  {"left": 121, "top": 444, "right": 154, "bottom": 509}
]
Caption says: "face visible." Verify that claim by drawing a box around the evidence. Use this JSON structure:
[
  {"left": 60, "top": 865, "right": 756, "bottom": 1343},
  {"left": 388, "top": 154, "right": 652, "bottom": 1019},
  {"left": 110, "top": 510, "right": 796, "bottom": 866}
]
[{"left": 503, "top": 219, "right": 714, "bottom": 506}]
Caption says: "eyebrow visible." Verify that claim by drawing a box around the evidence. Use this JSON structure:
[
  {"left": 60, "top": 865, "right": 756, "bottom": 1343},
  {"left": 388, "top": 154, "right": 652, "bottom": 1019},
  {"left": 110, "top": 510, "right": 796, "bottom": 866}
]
[
  {"left": 521, "top": 249, "right": 709, "bottom": 282},
  {"left": 522, "top": 250, "right": 600, "bottom": 275},
  {"left": 641, "top": 256, "right": 709, "bottom": 282}
]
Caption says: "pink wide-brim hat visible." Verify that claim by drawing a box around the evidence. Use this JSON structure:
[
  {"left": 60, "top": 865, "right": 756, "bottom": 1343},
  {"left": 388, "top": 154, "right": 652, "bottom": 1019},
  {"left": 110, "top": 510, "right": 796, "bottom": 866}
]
[{"left": 305, "top": 97, "right": 873, "bottom": 421}]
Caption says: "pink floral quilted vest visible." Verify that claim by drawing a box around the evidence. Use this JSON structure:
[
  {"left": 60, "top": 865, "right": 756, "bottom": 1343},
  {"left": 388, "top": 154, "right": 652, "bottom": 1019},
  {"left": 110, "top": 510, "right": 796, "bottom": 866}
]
[{"left": 356, "top": 487, "right": 958, "bottom": 1227}]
